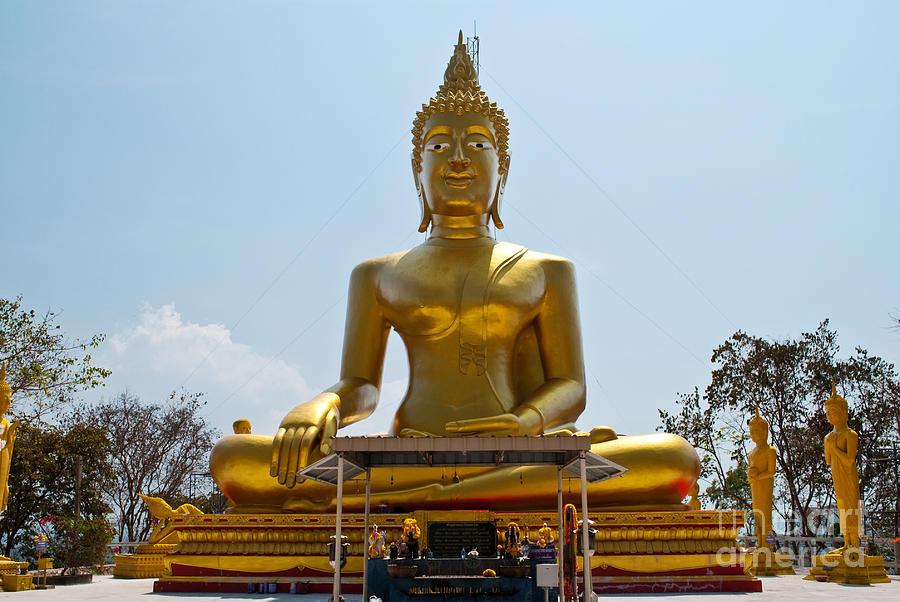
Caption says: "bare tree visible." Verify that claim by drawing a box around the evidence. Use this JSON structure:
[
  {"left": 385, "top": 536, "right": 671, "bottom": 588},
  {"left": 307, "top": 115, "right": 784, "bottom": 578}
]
[{"left": 74, "top": 391, "right": 220, "bottom": 541}]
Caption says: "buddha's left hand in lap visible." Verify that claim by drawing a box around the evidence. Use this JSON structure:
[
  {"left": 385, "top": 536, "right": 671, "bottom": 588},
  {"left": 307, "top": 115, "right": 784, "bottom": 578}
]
[{"left": 445, "top": 408, "right": 542, "bottom": 436}]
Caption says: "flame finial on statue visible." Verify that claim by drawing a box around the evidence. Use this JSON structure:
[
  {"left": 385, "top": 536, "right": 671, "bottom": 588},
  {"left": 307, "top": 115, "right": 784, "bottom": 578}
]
[
  {"left": 824, "top": 381, "right": 847, "bottom": 412},
  {"left": 748, "top": 403, "right": 766, "bottom": 428},
  {"left": 411, "top": 31, "right": 509, "bottom": 176},
  {"left": 443, "top": 30, "right": 479, "bottom": 92}
]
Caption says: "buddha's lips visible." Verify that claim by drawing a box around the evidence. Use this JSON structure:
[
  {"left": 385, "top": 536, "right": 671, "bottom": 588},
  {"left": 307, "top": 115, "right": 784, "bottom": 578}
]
[{"left": 444, "top": 173, "right": 474, "bottom": 188}]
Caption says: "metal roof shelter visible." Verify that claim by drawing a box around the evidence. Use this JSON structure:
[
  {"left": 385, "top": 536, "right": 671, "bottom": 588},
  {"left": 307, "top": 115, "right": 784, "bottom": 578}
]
[{"left": 299, "top": 435, "right": 628, "bottom": 601}]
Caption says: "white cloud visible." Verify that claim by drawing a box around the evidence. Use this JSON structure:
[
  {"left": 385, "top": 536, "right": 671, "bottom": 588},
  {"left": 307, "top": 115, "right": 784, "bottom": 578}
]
[
  {"left": 99, "top": 304, "right": 407, "bottom": 438},
  {"left": 100, "top": 304, "right": 318, "bottom": 436}
]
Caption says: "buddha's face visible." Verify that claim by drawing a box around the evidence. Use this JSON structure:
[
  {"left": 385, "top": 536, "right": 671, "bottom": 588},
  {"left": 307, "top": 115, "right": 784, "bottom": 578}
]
[
  {"left": 749, "top": 423, "right": 767, "bottom": 445},
  {"left": 417, "top": 111, "right": 506, "bottom": 218},
  {"left": 825, "top": 404, "right": 846, "bottom": 428}
]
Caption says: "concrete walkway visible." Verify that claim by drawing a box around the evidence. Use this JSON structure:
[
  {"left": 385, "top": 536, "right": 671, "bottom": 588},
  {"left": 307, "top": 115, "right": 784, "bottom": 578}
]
[{"left": 2, "top": 573, "right": 897, "bottom": 601}]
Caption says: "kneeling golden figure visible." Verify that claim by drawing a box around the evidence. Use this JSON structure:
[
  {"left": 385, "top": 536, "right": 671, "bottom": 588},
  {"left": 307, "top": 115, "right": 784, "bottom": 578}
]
[{"left": 211, "top": 33, "right": 699, "bottom": 513}]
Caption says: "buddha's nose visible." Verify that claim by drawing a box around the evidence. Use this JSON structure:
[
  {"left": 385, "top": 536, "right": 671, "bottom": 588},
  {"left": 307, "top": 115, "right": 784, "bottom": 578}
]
[
  {"left": 449, "top": 139, "right": 470, "bottom": 170},
  {"left": 449, "top": 154, "right": 470, "bottom": 170}
]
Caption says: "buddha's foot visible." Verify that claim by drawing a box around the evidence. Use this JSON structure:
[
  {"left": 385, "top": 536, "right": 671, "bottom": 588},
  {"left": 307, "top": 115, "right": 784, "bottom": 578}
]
[{"left": 282, "top": 496, "right": 336, "bottom": 513}]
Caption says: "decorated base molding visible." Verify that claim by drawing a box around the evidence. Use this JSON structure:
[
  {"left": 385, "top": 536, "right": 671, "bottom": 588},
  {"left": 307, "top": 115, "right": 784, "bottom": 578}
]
[
  {"left": 582, "top": 510, "right": 760, "bottom": 593},
  {"left": 151, "top": 509, "right": 760, "bottom": 594},
  {"left": 804, "top": 547, "right": 890, "bottom": 585}
]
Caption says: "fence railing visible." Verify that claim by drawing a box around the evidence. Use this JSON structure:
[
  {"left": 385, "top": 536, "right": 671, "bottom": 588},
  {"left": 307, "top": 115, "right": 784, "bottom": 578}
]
[{"left": 106, "top": 541, "right": 144, "bottom": 554}]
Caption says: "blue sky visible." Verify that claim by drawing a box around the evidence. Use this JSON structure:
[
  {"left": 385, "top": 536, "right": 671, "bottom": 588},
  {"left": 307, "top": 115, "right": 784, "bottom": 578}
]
[{"left": 2, "top": 1, "right": 898, "bottom": 442}]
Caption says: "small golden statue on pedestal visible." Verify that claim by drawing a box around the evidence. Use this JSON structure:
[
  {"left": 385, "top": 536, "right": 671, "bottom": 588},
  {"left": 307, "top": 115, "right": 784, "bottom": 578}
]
[
  {"left": 746, "top": 407, "right": 793, "bottom": 575},
  {"left": 805, "top": 384, "right": 888, "bottom": 584},
  {"left": 0, "top": 365, "right": 29, "bottom": 584},
  {"left": 0, "top": 366, "right": 18, "bottom": 517},
  {"left": 686, "top": 482, "right": 701, "bottom": 511}
]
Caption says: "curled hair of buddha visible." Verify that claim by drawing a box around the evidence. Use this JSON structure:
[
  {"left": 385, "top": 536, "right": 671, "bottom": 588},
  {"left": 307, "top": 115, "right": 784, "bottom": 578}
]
[
  {"left": 824, "top": 382, "right": 848, "bottom": 414},
  {"left": 411, "top": 31, "right": 510, "bottom": 177}
]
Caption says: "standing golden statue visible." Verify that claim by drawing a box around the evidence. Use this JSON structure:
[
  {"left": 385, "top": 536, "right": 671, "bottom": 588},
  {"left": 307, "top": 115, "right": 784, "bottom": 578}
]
[
  {"left": 0, "top": 365, "right": 19, "bottom": 515},
  {"left": 805, "top": 384, "right": 889, "bottom": 583},
  {"left": 747, "top": 407, "right": 775, "bottom": 550},
  {"left": 210, "top": 32, "right": 699, "bottom": 512},
  {"left": 745, "top": 407, "right": 794, "bottom": 576},
  {"left": 823, "top": 384, "right": 860, "bottom": 551}
]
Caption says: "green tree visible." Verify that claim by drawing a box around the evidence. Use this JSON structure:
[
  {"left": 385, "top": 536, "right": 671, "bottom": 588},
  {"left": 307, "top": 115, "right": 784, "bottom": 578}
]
[
  {"left": 0, "top": 421, "right": 113, "bottom": 558},
  {"left": 659, "top": 320, "right": 900, "bottom": 539},
  {"left": 0, "top": 296, "right": 110, "bottom": 422},
  {"left": 46, "top": 515, "right": 115, "bottom": 575}
]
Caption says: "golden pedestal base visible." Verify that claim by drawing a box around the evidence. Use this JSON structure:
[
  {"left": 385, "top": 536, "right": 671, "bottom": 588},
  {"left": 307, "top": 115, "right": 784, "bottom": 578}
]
[
  {"left": 114, "top": 512, "right": 182, "bottom": 578},
  {"left": 114, "top": 543, "right": 177, "bottom": 578},
  {"left": 0, "top": 556, "right": 29, "bottom": 592},
  {"left": 152, "top": 509, "right": 760, "bottom": 594},
  {"left": 804, "top": 548, "right": 890, "bottom": 584},
  {"left": 0, "top": 573, "right": 33, "bottom": 592},
  {"left": 746, "top": 548, "right": 795, "bottom": 576}
]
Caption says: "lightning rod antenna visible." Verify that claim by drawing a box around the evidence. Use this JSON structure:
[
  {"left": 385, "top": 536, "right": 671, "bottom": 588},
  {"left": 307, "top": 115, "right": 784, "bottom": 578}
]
[{"left": 467, "top": 21, "right": 480, "bottom": 76}]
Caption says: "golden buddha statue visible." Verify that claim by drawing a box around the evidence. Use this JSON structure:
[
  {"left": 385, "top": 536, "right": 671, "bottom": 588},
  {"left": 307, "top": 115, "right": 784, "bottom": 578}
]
[
  {"left": 0, "top": 365, "right": 18, "bottom": 515},
  {"left": 687, "top": 482, "right": 701, "bottom": 511},
  {"left": 747, "top": 407, "right": 776, "bottom": 549},
  {"left": 823, "top": 384, "right": 860, "bottom": 550},
  {"left": 210, "top": 32, "right": 699, "bottom": 513}
]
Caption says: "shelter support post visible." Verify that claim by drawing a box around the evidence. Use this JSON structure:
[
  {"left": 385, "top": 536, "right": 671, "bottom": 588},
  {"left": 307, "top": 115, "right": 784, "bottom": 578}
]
[
  {"left": 363, "top": 467, "right": 371, "bottom": 602},
  {"left": 558, "top": 466, "right": 564, "bottom": 599},
  {"left": 580, "top": 452, "right": 591, "bottom": 601},
  {"left": 332, "top": 454, "right": 344, "bottom": 602}
]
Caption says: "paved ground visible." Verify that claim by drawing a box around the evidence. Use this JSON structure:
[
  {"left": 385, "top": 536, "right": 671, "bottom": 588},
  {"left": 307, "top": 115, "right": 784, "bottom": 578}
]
[{"left": 2, "top": 572, "right": 897, "bottom": 601}]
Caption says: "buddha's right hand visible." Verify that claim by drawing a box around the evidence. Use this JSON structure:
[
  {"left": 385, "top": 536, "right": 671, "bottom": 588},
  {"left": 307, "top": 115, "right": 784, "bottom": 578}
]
[{"left": 271, "top": 394, "right": 340, "bottom": 488}]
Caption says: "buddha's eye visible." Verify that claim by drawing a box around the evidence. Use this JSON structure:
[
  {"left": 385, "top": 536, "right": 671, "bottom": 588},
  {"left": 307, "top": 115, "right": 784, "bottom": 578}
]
[
  {"left": 426, "top": 142, "right": 450, "bottom": 152},
  {"left": 467, "top": 141, "right": 493, "bottom": 150}
]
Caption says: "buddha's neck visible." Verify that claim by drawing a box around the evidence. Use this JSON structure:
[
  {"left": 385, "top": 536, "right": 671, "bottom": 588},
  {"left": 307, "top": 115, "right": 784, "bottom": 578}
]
[{"left": 428, "top": 214, "right": 493, "bottom": 242}]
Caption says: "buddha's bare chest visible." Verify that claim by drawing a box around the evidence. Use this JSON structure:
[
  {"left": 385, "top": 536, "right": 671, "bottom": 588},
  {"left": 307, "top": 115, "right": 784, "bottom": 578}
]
[
  {"left": 748, "top": 447, "right": 771, "bottom": 467},
  {"left": 376, "top": 247, "right": 545, "bottom": 338},
  {"left": 827, "top": 432, "right": 851, "bottom": 454}
]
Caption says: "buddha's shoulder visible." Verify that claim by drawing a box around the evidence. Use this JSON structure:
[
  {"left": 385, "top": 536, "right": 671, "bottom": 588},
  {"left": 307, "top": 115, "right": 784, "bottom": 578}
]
[
  {"left": 349, "top": 250, "right": 410, "bottom": 279},
  {"left": 518, "top": 248, "right": 577, "bottom": 279}
]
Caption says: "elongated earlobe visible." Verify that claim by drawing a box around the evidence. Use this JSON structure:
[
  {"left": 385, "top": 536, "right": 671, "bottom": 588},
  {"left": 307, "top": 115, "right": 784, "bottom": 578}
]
[
  {"left": 490, "top": 193, "right": 504, "bottom": 230},
  {"left": 418, "top": 192, "right": 432, "bottom": 233},
  {"left": 490, "top": 155, "right": 511, "bottom": 229},
  {"left": 412, "top": 154, "right": 432, "bottom": 233}
]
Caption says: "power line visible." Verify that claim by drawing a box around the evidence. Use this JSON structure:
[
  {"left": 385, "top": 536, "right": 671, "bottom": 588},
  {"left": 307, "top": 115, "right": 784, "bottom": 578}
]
[
  {"left": 180, "top": 134, "right": 407, "bottom": 388},
  {"left": 207, "top": 230, "right": 423, "bottom": 415},
  {"left": 206, "top": 295, "right": 347, "bottom": 415},
  {"left": 482, "top": 69, "right": 737, "bottom": 332},
  {"left": 505, "top": 203, "right": 707, "bottom": 367}
]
